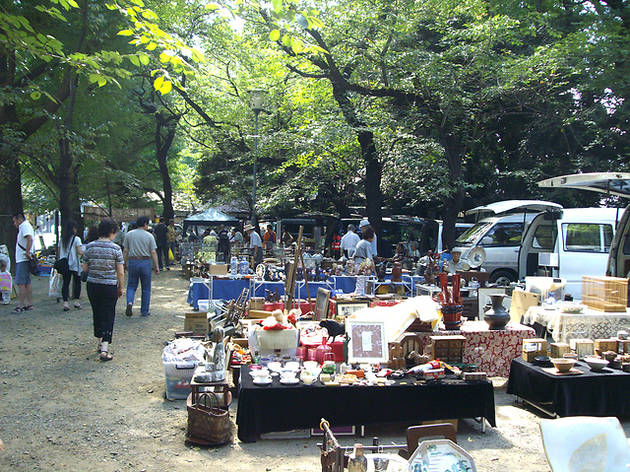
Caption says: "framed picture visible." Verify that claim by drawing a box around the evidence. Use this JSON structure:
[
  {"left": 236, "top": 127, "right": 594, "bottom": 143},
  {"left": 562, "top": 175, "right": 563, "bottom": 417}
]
[
  {"left": 336, "top": 301, "right": 369, "bottom": 319},
  {"left": 313, "top": 288, "right": 331, "bottom": 321},
  {"left": 346, "top": 320, "right": 388, "bottom": 364}
]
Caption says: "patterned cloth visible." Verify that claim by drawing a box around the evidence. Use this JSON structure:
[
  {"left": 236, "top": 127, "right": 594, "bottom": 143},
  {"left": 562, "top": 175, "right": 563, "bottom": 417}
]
[
  {"left": 415, "top": 321, "right": 535, "bottom": 377},
  {"left": 523, "top": 305, "right": 630, "bottom": 343}
]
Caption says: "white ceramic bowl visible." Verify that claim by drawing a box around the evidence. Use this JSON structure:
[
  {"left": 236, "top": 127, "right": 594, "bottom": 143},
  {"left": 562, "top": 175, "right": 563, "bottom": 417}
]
[
  {"left": 251, "top": 368, "right": 270, "bottom": 378},
  {"left": 267, "top": 361, "right": 282, "bottom": 372},
  {"left": 551, "top": 358, "right": 576, "bottom": 373},
  {"left": 585, "top": 357, "right": 609, "bottom": 372}
]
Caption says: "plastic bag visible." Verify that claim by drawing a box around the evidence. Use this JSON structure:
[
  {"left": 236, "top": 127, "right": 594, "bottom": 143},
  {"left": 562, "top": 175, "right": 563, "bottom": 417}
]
[
  {"left": 168, "top": 248, "right": 175, "bottom": 262},
  {"left": 49, "top": 269, "right": 61, "bottom": 298}
]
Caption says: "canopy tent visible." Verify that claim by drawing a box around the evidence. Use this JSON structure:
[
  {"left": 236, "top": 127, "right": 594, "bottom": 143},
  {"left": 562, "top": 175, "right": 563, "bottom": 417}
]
[{"left": 183, "top": 208, "right": 240, "bottom": 234}]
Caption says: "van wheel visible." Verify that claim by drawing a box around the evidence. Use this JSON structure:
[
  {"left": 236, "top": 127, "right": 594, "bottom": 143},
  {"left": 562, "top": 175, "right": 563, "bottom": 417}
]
[{"left": 490, "top": 270, "right": 516, "bottom": 286}]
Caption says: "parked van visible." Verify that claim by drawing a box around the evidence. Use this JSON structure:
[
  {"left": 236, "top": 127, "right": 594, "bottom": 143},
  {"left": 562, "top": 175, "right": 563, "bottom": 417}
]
[
  {"left": 518, "top": 207, "right": 621, "bottom": 299},
  {"left": 536, "top": 172, "right": 630, "bottom": 287},
  {"left": 454, "top": 200, "right": 563, "bottom": 285}
]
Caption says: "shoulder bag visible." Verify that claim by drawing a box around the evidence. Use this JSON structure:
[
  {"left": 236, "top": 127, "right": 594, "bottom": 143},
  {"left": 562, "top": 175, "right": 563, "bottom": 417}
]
[
  {"left": 17, "top": 243, "right": 40, "bottom": 275},
  {"left": 54, "top": 235, "right": 76, "bottom": 275}
]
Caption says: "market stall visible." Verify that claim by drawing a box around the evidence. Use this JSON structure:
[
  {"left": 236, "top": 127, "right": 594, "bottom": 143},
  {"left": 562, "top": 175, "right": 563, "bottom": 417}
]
[
  {"left": 236, "top": 366, "right": 495, "bottom": 443},
  {"left": 413, "top": 321, "right": 536, "bottom": 377},
  {"left": 507, "top": 357, "right": 630, "bottom": 417},
  {"left": 522, "top": 305, "right": 630, "bottom": 343}
]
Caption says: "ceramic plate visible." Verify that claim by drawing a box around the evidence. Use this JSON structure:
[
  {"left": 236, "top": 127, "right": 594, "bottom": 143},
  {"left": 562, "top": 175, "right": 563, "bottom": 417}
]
[{"left": 253, "top": 377, "right": 273, "bottom": 385}]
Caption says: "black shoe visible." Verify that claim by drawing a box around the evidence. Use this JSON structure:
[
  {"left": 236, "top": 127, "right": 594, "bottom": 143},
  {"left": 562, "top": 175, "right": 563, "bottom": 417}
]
[
  {"left": 166, "top": 267, "right": 170, "bottom": 271},
  {"left": 126, "top": 304, "right": 132, "bottom": 317},
  {"left": 141, "top": 312, "right": 150, "bottom": 317}
]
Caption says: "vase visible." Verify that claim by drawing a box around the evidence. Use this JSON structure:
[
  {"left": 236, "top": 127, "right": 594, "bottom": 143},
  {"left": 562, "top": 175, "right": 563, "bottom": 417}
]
[{"left": 484, "top": 294, "right": 510, "bottom": 330}]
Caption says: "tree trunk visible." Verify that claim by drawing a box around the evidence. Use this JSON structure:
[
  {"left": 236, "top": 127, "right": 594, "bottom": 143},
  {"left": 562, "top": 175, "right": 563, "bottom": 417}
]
[
  {"left": 440, "top": 133, "right": 465, "bottom": 251},
  {"left": 155, "top": 113, "right": 178, "bottom": 220},
  {"left": 331, "top": 84, "right": 383, "bottom": 236},
  {"left": 0, "top": 150, "right": 23, "bottom": 271}
]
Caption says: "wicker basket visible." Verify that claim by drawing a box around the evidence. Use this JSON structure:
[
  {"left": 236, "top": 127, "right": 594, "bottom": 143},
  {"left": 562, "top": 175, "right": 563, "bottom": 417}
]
[{"left": 186, "top": 392, "right": 232, "bottom": 446}]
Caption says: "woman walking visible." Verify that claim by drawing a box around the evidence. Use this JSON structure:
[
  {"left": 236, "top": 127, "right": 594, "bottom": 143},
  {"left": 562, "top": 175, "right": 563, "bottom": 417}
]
[
  {"left": 82, "top": 219, "right": 124, "bottom": 361},
  {"left": 58, "top": 220, "right": 84, "bottom": 311}
]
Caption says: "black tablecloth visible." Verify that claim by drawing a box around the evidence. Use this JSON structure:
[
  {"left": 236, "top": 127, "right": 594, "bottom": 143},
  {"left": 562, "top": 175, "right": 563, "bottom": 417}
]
[
  {"left": 236, "top": 367, "right": 496, "bottom": 442},
  {"left": 507, "top": 358, "right": 630, "bottom": 417}
]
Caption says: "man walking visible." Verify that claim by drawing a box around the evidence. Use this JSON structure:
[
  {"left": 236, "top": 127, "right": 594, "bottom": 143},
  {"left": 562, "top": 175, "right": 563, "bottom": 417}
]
[
  {"left": 153, "top": 217, "right": 169, "bottom": 270},
  {"left": 340, "top": 224, "right": 360, "bottom": 259},
  {"left": 123, "top": 216, "right": 159, "bottom": 317},
  {"left": 12, "top": 212, "right": 34, "bottom": 313}
]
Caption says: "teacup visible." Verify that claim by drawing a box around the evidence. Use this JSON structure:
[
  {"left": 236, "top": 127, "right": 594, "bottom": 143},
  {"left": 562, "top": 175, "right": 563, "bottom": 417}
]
[{"left": 301, "top": 375, "right": 315, "bottom": 385}]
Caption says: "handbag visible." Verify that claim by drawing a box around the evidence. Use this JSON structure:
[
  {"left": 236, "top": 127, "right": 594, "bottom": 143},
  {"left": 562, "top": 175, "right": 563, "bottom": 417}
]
[
  {"left": 17, "top": 243, "right": 40, "bottom": 275},
  {"left": 186, "top": 392, "right": 232, "bottom": 445},
  {"left": 54, "top": 235, "right": 76, "bottom": 275}
]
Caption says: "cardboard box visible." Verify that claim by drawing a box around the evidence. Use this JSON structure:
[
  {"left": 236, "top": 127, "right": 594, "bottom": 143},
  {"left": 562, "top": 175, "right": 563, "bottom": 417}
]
[
  {"left": 550, "top": 343, "right": 570, "bottom": 358},
  {"left": 184, "top": 312, "right": 209, "bottom": 334},
  {"left": 522, "top": 338, "right": 548, "bottom": 362},
  {"left": 209, "top": 264, "right": 228, "bottom": 275},
  {"left": 510, "top": 290, "right": 540, "bottom": 323}
]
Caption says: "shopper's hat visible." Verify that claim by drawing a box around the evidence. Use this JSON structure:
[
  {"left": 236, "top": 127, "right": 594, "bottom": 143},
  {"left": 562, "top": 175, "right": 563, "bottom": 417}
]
[
  {"left": 243, "top": 224, "right": 254, "bottom": 232},
  {"left": 359, "top": 219, "right": 370, "bottom": 228}
]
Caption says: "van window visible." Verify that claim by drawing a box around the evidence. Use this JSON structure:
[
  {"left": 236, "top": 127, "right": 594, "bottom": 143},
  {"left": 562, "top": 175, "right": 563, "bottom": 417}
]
[
  {"left": 562, "top": 223, "right": 614, "bottom": 253},
  {"left": 532, "top": 224, "right": 557, "bottom": 250},
  {"left": 456, "top": 223, "right": 493, "bottom": 245},
  {"left": 480, "top": 223, "right": 524, "bottom": 247}
]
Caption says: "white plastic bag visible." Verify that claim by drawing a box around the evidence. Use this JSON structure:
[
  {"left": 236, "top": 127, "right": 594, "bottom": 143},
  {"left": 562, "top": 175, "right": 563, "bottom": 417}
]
[{"left": 49, "top": 269, "right": 61, "bottom": 298}]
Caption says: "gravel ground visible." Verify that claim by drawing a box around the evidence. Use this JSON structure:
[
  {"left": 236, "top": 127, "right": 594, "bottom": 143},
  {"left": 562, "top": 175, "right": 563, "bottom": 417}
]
[{"left": 1, "top": 269, "right": 628, "bottom": 471}]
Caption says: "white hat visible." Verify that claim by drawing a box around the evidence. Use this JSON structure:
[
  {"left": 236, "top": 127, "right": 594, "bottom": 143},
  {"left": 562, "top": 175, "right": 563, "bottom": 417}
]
[{"left": 359, "top": 219, "right": 370, "bottom": 228}]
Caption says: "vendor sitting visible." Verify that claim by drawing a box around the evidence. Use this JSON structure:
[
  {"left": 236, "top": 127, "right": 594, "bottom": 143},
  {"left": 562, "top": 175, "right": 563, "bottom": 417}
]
[{"left": 445, "top": 248, "right": 465, "bottom": 274}]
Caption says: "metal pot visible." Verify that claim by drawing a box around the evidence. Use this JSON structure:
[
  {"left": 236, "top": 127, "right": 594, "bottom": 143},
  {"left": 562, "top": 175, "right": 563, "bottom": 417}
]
[{"left": 483, "top": 294, "right": 510, "bottom": 330}]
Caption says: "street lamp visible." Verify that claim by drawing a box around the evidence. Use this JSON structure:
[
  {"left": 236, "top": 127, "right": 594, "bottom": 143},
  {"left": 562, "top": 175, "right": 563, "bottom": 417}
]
[{"left": 248, "top": 89, "right": 268, "bottom": 225}]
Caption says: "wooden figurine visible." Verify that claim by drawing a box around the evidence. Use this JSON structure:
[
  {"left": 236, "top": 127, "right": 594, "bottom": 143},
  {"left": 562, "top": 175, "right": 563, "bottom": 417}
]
[{"left": 210, "top": 327, "right": 226, "bottom": 382}]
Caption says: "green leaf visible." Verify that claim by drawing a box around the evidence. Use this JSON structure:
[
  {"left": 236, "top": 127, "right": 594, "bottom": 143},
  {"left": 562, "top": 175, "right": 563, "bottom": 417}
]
[
  {"left": 269, "top": 29, "right": 280, "bottom": 41},
  {"left": 98, "top": 77, "right": 107, "bottom": 87},
  {"left": 272, "top": 0, "right": 282, "bottom": 13},
  {"left": 291, "top": 38, "right": 303, "bottom": 54},
  {"left": 206, "top": 3, "right": 219, "bottom": 10},
  {"left": 145, "top": 42, "right": 157, "bottom": 51},
  {"left": 117, "top": 29, "right": 134, "bottom": 36},
  {"left": 159, "top": 80, "right": 172, "bottom": 95},
  {"left": 138, "top": 53, "right": 150, "bottom": 66},
  {"left": 129, "top": 54, "right": 140, "bottom": 67},
  {"left": 159, "top": 52, "right": 171, "bottom": 63},
  {"left": 153, "top": 76, "right": 164, "bottom": 91},
  {"left": 67, "top": 0, "right": 79, "bottom": 7},
  {"left": 88, "top": 73, "right": 99, "bottom": 83},
  {"left": 30, "top": 91, "right": 41, "bottom": 100},
  {"left": 105, "top": 3, "right": 118, "bottom": 10}
]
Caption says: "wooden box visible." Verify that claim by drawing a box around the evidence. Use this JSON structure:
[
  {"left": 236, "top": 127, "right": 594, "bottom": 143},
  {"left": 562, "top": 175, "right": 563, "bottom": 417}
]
[
  {"left": 463, "top": 372, "right": 487, "bottom": 382},
  {"left": 582, "top": 276, "right": 628, "bottom": 312},
  {"left": 184, "top": 312, "right": 209, "bottom": 334},
  {"left": 571, "top": 339, "right": 595, "bottom": 359},
  {"left": 249, "top": 297, "right": 264, "bottom": 311},
  {"left": 522, "top": 338, "right": 548, "bottom": 362},
  {"left": 617, "top": 339, "right": 630, "bottom": 355},
  {"left": 595, "top": 339, "right": 618, "bottom": 355},
  {"left": 429, "top": 335, "right": 466, "bottom": 363},
  {"left": 550, "top": 342, "right": 570, "bottom": 358},
  {"left": 209, "top": 264, "right": 228, "bottom": 275}
]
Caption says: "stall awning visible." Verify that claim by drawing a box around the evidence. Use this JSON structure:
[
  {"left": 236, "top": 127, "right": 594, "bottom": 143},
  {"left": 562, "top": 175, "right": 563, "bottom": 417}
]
[{"left": 183, "top": 208, "right": 239, "bottom": 232}]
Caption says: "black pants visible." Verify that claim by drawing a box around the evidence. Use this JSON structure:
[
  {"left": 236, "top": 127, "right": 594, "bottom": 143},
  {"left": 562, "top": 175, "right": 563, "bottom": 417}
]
[
  {"left": 157, "top": 245, "right": 169, "bottom": 269},
  {"left": 87, "top": 282, "right": 118, "bottom": 343},
  {"left": 61, "top": 270, "right": 81, "bottom": 302}
]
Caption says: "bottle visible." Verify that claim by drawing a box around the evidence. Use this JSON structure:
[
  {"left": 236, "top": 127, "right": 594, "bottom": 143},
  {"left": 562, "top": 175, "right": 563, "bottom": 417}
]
[
  {"left": 239, "top": 256, "right": 249, "bottom": 275},
  {"left": 230, "top": 256, "right": 238, "bottom": 276},
  {"left": 347, "top": 444, "right": 368, "bottom": 472}
]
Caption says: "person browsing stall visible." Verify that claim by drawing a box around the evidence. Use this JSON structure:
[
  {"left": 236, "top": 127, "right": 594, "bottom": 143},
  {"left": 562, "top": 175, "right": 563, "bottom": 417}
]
[
  {"left": 262, "top": 224, "right": 276, "bottom": 252},
  {"left": 353, "top": 225, "right": 375, "bottom": 263},
  {"left": 340, "top": 224, "right": 360, "bottom": 258},
  {"left": 359, "top": 219, "right": 377, "bottom": 257},
  {"left": 123, "top": 216, "right": 159, "bottom": 317},
  {"left": 58, "top": 219, "right": 84, "bottom": 311},
  {"left": 12, "top": 212, "right": 34, "bottom": 313},
  {"left": 244, "top": 224, "right": 263, "bottom": 268}
]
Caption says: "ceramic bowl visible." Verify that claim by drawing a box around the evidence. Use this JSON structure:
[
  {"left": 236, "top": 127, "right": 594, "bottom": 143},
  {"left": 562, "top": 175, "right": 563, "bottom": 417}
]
[
  {"left": 584, "top": 357, "right": 609, "bottom": 372},
  {"left": 563, "top": 352, "right": 578, "bottom": 360},
  {"left": 285, "top": 361, "right": 300, "bottom": 371},
  {"left": 551, "top": 358, "right": 576, "bottom": 373},
  {"left": 267, "top": 361, "right": 282, "bottom": 372},
  {"left": 303, "top": 361, "right": 318, "bottom": 371},
  {"left": 251, "top": 368, "right": 270, "bottom": 378}
]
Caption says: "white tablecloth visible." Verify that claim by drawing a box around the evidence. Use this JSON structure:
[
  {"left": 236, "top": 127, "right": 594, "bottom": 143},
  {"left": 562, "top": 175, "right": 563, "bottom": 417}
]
[{"left": 523, "top": 305, "right": 630, "bottom": 343}]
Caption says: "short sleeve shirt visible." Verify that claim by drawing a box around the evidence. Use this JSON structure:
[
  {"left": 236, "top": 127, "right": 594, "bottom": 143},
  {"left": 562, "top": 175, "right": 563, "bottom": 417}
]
[
  {"left": 58, "top": 236, "right": 83, "bottom": 273},
  {"left": 83, "top": 240, "right": 123, "bottom": 285},
  {"left": 353, "top": 239, "right": 373, "bottom": 261},
  {"left": 249, "top": 231, "right": 262, "bottom": 249},
  {"left": 16, "top": 220, "right": 35, "bottom": 263},
  {"left": 123, "top": 229, "right": 157, "bottom": 258}
]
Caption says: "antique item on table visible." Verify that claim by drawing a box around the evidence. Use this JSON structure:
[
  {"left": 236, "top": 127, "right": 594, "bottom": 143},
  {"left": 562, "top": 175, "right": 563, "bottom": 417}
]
[
  {"left": 388, "top": 343, "right": 406, "bottom": 370},
  {"left": 563, "top": 352, "right": 578, "bottom": 360},
  {"left": 623, "top": 363, "right": 630, "bottom": 373},
  {"left": 315, "top": 336, "right": 333, "bottom": 365},
  {"left": 186, "top": 391, "right": 232, "bottom": 446},
  {"left": 571, "top": 339, "right": 595, "bottom": 359},
  {"left": 483, "top": 293, "right": 510, "bottom": 330},
  {"left": 406, "top": 351, "right": 430, "bottom": 367},
  {"left": 205, "top": 327, "right": 226, "bottom": 382},
  {"left": 429, "top": 335, "right": 466, "bottom": 363},
  {"left": 602, "top": 350, "right": 618, "bottom": 362},
  {"left": 319, "top": 319, "right": 345, "bottom": 343},
  {"left": 551, "top": 358, "right": 576, "bottom": 373},
  {"left": 522, "top": 338, "right": 548, "bottom": 362},
  {"left": 408, "top": 439, "right": 477, "bottom": 472},
  {"left": 376, "top": 263, "right": 386, "bottom": 282},
  {"left": 618, "top": 339, "right": 630, "bottom": 355},
  {"left": 249, "top": 297, "right": 265, "bottom": 311},
  {"left": 346, "top": 320, "right": 388, "bottom": 364},
  {"left": 463, "top": 372, "right": 487, "bottom": 381},
  {"left": 313, "top": 287, "right": 331, "bottom": 321},
  {"left": 534, "top": 355, "right": 553, "bottom": 367},
  {"left": 618, "top": 330, "right": 629, "bottom": 340},
  {"left": 347, "top": 443, "right": 368, "bottom": 472},
  {"left": 439, "top": 273, "right": 463, "bottom": 330},
  {"left": 335, "top": 301, "right": 369, "bottom": 320},
  {"left": 550, "top": 342, "right": 570, "bottom": 358},
  {"left": 582, "top": 275, "right": 628, "bottom": 312},
  {"left": 584, "top": 357, "right": 609, "bottom": 372},
  {"left": 595, "top": 339, "right": 618, "bottom": 356},
  {"left": 391, "top": 261, "right": 403, "bottom": 282}
]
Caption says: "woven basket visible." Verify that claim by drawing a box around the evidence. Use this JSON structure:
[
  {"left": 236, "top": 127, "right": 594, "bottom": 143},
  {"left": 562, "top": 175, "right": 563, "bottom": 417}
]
[{"left": 187, "top": 392, "right": 232, "bottom": 445}]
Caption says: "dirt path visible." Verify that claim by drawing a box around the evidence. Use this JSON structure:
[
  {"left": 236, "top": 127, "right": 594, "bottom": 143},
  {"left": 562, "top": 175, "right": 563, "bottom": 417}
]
[{"left": 0, "top": 270, "right": 627, "bottom": 471}]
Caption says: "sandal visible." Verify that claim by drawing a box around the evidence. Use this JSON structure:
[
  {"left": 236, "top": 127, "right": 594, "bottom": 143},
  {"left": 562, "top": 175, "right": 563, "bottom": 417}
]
[
  {"left": 73, "top": 303, "right": 81, "bottom": 310},
  {"left": 13, "top": 306, "right": 24, "bottom": 313},
  {"left": 100, "top": 351, "right": 113, "bottom": 362},
  {"left": 63, "top": 305, "right": 70, "bottom": 312},
  {"left": 23, "top": 305, "right": 33, "bottom": 311}
]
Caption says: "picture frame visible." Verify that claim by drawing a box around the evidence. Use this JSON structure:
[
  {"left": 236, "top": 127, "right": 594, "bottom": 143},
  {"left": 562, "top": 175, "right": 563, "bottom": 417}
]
[
  {"left": 346, "top": 320, "right": 388, "bottom": 364},
  {"left": 335, "top": 301, "right": 369, "bottom": 319},
  {"left": 313, "top": 288, "right": 331, "bottom": 321}
]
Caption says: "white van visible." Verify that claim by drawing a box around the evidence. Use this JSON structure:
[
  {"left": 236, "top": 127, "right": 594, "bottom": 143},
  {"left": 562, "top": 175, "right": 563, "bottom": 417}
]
[
  {"left": 518, "top": 207, "right": 622, "bottom": 299},
  {"left": 536, "top": 172, "right": 630, "bottom": 283},
  {"left": 454, "top": 200, "right": 562, "bottom": 285}
]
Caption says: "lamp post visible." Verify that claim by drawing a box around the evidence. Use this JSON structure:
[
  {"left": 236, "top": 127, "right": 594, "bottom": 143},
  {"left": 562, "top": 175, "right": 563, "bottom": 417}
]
[{"left": 249, "top": 89, "right": 268, "bottom": 225}]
